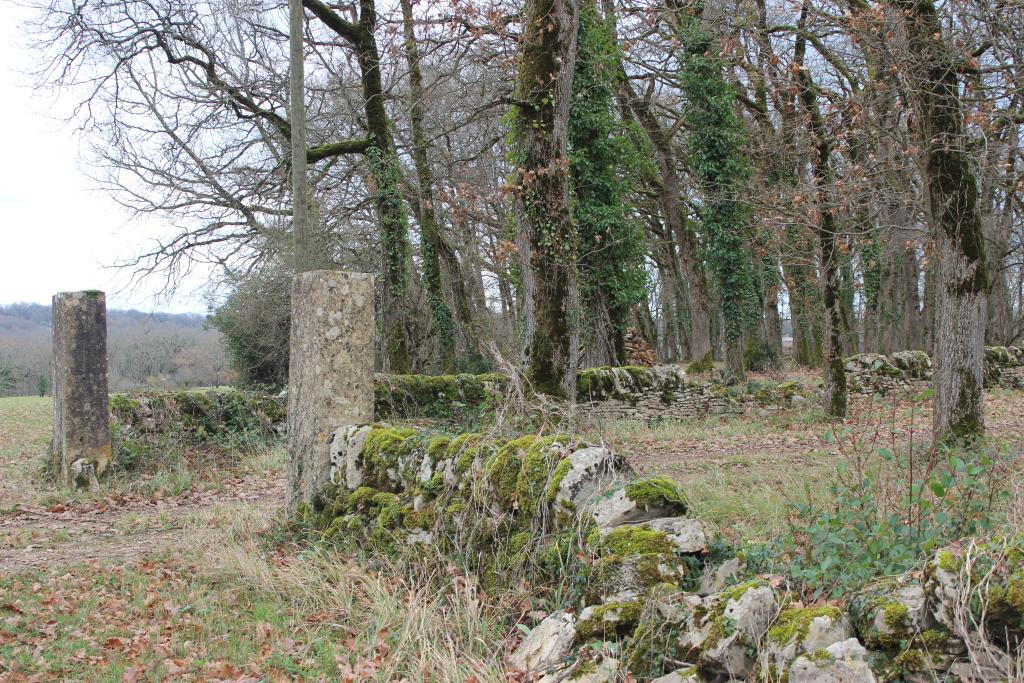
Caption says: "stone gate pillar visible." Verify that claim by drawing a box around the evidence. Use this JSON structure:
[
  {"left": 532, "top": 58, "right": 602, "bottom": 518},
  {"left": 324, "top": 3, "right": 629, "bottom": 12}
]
[
  {"left": 287, "top": 271, "right": 375, "bottom": 514},
  {"left": 51, "top": 291, "right": 111, "bottom": 488}
]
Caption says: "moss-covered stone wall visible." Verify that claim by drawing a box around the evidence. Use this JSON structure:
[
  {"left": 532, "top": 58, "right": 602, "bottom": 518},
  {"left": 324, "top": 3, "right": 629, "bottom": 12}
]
[
  {"left": 845, "top": 345, "right": 1024, "bottom": 395},
  {"left": 302, "top": 422, "right": 1020, "bottom": 681},
  {"left": 305, "top": 423, "right": 709, "bottom": 609},
  {"left": 375, "top": 365, "right": 814, "bottom": 422},
  {"left": 109, "top": 388, "right": 285, "bottom": 437},
  {"left": 373, "top": 372, "right": 508, "bottom": 420}
]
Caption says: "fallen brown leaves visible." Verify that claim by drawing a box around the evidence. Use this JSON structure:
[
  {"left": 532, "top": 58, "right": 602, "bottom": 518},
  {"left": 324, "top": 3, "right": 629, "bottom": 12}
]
[{"left": 0, "top": 557, "right": 313, "bottom": 682}]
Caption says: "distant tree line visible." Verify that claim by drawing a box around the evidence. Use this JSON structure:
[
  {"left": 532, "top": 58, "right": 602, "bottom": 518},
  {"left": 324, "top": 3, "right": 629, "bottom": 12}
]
[{"left": 0, "top": 303, "right": 231, "bottom": 397}]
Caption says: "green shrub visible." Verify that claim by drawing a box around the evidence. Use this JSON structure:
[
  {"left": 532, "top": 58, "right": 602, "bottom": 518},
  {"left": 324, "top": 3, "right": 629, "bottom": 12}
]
[{"left": 764, "top": 430, "right": 1009, "bottom": 599}]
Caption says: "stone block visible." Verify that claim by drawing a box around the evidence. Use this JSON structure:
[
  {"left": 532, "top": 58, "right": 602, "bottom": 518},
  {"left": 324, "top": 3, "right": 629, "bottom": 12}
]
[
  {"left": 51, "top": 291, "right": 111, "bottom": 487},
  {"left": 287, "top": 271, "right": 374, "bottom": 513}
]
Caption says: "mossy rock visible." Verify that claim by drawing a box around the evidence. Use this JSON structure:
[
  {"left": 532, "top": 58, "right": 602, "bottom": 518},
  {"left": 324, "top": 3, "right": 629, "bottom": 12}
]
[
  {"left": 925, "top": 536, "right": 1024, "bottom": 649},
  {"left": 576, "top": 600, "right": 644, "bottom": 639},
  {"left": 624, "top": 476, "right": 688, "bottom": 514},
  {"left": 360, "top": 426, "right": 417, "bottom": 490},
  {"left": 588, "top": 526, "right": 676, "bottom": 556},
  {"left": 766, "top": 605, "right": 844, "bottom": 647},
  {"left": 587, "top": 553, "right": 687, "bottom": 603},
  {"left": 848, "top": 577, "right": 925, "bottom": 650}
]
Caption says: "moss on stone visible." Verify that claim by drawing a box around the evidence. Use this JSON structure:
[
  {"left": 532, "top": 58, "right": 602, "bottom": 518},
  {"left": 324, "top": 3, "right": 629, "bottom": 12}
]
[
  {"left": 350, "top": 486, "right": 379, "bottom": 507},
  {"left": 404, "top": 507, "right": 435, "bottom": 529},
  {"left": 577, "top": 367, "right": 617, "bottom": 399},
  {"left": 937, "top": 550, "right": 961, "bottom": 573},
  {"left": 516, "top": 443, "right": 555, "bottom": 518},
  {"left": 486, "top": 435, "right": 537, "bottom": 508},
  {"left": 766, "top": 606, "right": 842, "bottom": 645},
  {"left": 424, "top": 470, "right": 446, "bottom": 496},
  {"left": 576, "top": 600, "right": 644, "bottom": 639},
  {"left": 624, "top": 476, "right": 687, "bottom": 513},
  {"left": 701, "top": 613, "right": 730, "bottom": 653},
  {"left": 590, "top": 553, "right": 683, "bottom": 601},
  {"left": 425, "top": 435, "right": 452, "bottom": 464},
  {"left": 375, "top": 502, "right": 407, "bottom": 530},
  {"left": 917, "top": 629, "right": 948, "bottom": 650},
  {"left": 545, "top": 457, "right": 573, "bottom": 503},
  {"left": 892, "top": 648, "right": 926, "bottom": 671},
  {"left": 447, "top": 433, "right": 487, "bottom": 474},
  {"left": 361, "top": 426, "right": 416, "bottom": 488},
  {"left": 588, "top": 526, "right": 675, "bottom": 556},
  {"left": 882, "top": 601, "right": 909, "bottom": 631},
  {"left": 370, "top": 491, "right": 400, "bottom": 509},
  {"left": 622, "top": 366, "right": 655, "bottom": 388}
]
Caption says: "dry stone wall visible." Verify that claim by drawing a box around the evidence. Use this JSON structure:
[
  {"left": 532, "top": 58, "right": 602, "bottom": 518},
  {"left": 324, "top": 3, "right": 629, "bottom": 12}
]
[
  {"left": 845, "top": 345, "right": 1024, "bottom": 395},
  {"left": 303, "top": 423, "right": 1022, "bottom": 682},
  {"left": 375, "top": 365, "right": 812, "bottom": 423}
]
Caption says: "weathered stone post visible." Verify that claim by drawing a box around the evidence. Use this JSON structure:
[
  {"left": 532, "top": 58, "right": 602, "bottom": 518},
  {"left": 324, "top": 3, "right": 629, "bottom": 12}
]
[
  {"left": 51, "top": 291, "right": 111, "bottom": 488},
  {"left": 287, "top": 271, "right": 375, "bottom": 514}
]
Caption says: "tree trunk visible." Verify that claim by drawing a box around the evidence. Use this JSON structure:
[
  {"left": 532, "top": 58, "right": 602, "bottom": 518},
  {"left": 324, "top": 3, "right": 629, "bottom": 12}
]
[
  {"left": 304, "top": 0, "right": 417, "bottom": 372},
  {"left": 795, "top": 0, "right": 846, "bottom": 417},
  {"left": 511, "top": 0, "right": 582, "bottom": 398},
  {"left": 890, "top": 0, "right": 988, "bottom": 443},
  {"left": 399, "top": 0, "right": 455, "bottom": 365}
]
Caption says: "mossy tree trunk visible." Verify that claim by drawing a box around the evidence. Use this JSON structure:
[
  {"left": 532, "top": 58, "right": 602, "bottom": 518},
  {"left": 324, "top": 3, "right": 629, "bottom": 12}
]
[
  {"left": 304, "top": 0, "right": 415, "bottom": 373},
  {"left": 889, "top": 0, "right": 988, "bottom": 443},
  {"left": 511, "top": 0, "right": 582, "bottom": 398},
  {"left": 672, "top": 0, "right": 758, "bottom": 379},
  {"left": 794, "top": 0, "right": 847, "bottom": 417},
  {"left": 570, "top": 0, "right": 647, "bottom": 367}
]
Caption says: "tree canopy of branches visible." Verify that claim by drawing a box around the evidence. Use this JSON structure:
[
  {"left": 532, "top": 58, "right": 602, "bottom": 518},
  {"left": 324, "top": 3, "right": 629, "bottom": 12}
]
[{"left": 28, "top": 0, "right": 1024, "bottom": 431}]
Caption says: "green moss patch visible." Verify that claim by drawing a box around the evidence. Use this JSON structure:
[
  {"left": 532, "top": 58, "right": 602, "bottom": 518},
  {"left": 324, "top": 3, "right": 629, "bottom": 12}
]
[
  {"left": 624, "top": 476, "right": 688, "bottom": 513},
  {"left": 766, "top": 606, "right": 842, "bottom": 645},
  {"left": 588, "top": 526, "right": 675, "bottom": 556},
  {"left": 576, "top": 601, "right": 644, "bottom": 639}
]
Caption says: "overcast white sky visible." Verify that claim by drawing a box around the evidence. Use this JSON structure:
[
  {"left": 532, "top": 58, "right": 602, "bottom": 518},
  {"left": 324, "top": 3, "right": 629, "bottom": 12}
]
[{"left": 0, "top": 3, "right": 213, "bottom": 314}]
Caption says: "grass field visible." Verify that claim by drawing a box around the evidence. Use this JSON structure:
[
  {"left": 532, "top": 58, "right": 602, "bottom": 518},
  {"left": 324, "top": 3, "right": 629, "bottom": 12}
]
[{"left": 0, "top": 396, "right": 51, "bottom": 511}]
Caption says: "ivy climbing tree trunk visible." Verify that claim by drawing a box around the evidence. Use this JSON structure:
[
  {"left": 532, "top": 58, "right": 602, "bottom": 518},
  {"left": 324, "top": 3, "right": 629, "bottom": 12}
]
[
  {"left": 794, "top": 0, "right": 847, "bottom": 417},
  {"left": 602, "top": 0, "right": 711, "bottom": 364},
  {"left": 889, "top": 0, "right": 988, "bottom": 443},
  {"left": 511, "top": 0, "right": 582, "bottom": 398},
  {"left": 570, "top": 0, "right": 647, "bottom": 367},
  {"left": 672, "top": 0, "right": 758, "bottom": 378},
  {"left": 304, "top": 0, "right": 415, "bottom": 372}
]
